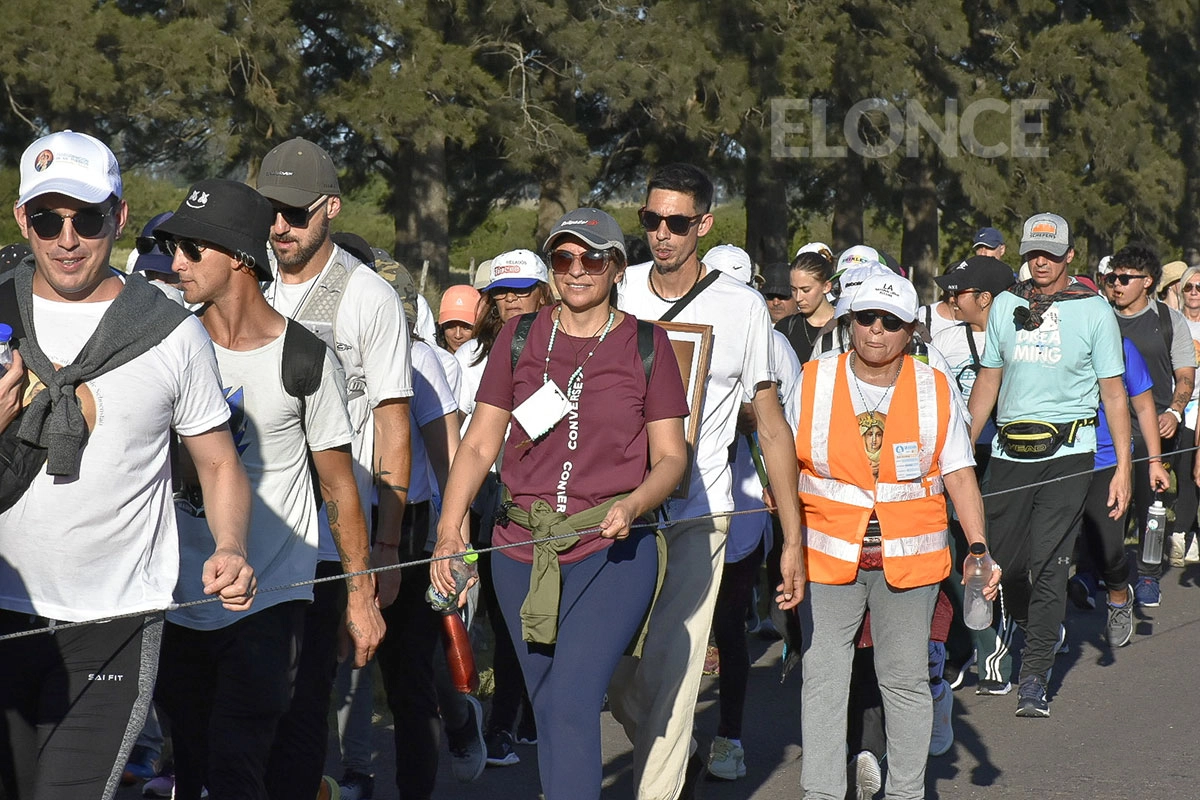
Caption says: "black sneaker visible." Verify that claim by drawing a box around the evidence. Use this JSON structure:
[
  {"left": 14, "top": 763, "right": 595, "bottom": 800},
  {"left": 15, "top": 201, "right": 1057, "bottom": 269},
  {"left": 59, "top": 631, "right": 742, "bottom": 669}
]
[
  {"left": 1014, "top": 673, "right": 1049, "bottom": 718},
  {"left": 484, "top": 728, "right": 520, "bottom": 767},
  {"left": 975, "top": 678, "right": 1011, "bottom": 696},
  {"left": 515, "top": 712, "right": 538, "bottom": 746}
]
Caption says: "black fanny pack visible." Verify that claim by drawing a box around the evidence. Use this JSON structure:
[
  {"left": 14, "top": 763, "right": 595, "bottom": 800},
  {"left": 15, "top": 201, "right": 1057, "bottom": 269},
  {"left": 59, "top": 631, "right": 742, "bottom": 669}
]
[{"left": 997, "top": 417, "right": 1097, "bottom": 460}]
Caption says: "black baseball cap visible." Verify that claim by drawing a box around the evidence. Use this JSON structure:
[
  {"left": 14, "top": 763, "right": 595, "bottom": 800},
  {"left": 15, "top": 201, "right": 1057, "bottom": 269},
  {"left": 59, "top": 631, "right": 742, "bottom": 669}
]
[
  {"left": 155, "top": 179, "right": 274, "bottom": 282},
  {"left": 935, "top": 255, "right": 1015, "bottom": 296},
  {"left": 760, "top": 263, "right": 792, "bottom": 297}
]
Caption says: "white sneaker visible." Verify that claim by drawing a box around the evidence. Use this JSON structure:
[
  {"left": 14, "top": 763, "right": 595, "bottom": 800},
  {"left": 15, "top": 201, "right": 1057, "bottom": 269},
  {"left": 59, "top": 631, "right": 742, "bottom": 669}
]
[
  {"left": 706, "top": 736, "right": 746, "bottom": 780},
  {"left": 852, "top": 751, "right": 882, "bottom": 800},
  {"left": 1169, "top": 532, "right": 1187, "bottom": 567},
  {"left": 929, "top": 682, "right": 954, "bottom": 756},
  {"left": 1186, "top": 534, "right": 1200, "bottom": 564}
]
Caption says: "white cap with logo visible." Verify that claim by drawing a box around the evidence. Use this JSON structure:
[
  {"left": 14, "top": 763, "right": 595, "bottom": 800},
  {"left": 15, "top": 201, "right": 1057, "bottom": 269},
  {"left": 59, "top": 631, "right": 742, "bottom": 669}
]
[
  {"left": 848, "top": 273, "right": 919, "bottom": 323},
  {"left": 18, "top": 131, "right": 122, "bottom": 207},
  {"left": 485, "top": 249, "right": 549, "bottom": 292},
  {"left": 702, "top": 244, "right": 753, "bottom": 285}
]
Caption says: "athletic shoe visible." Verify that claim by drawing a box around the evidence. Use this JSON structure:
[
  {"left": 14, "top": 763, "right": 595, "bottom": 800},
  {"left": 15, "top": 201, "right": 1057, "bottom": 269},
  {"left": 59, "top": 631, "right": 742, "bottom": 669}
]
[
  {"left": 1053, "top": 623, "right": 1069, "bottom": 656},
  {"left": 121, "top": 745, "right": 159, "bottom": 785},
  {"left": 1105, "top": 584, "right": 1134, "bottom": 648},
  {"left": 142, "top": 774, "right": 174, "bottom": 798},
  {"left": 447, "top": 695, "right": 486, "bottom": 783},
  {"left": 484, "top": 728, "right": 520, "bottom": 767},
  {"left": 944, "top": 652, "right": 975, "bottom": 691},
  {"left": 975, "top": 679, "right": 1012, "bottom": 696},
  {"left": 1134, "top": 576, "right": 1161, "bottom": 608},
  {"left": 515, "top": 713, "right": 537, "bottom": 746},
  {"left": 703, "top": 644, "right": 720, "bottom": 676},
  {"left": 1169, "top": 532, "right": 1187, "bottom": 567},
  {"left": 338, "top": 771, "right": 374, "bottom": 800},
  {"left": 929, "top": 681, "right": 954, "bottom": 756},
  {"left": 706, "top": 736, "right": 746, "bottom": 780},
  {"left": 1014, "top": 673, "right": 1050, "bottom": 718},
  {"left": 1186, "top": 534, "right": 1200, "bottom": 563},
  {"left": 1067, "top": 572, "right": 1098, "bottom": 610},
  {"left": 852, "top": 750, "right": 882, "bottom": 800}
]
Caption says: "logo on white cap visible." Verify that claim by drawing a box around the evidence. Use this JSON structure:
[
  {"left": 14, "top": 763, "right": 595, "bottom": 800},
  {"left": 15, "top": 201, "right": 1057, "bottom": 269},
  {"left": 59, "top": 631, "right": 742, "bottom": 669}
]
[
  {"left": 34, "top": 150, "right": 54, "bottom": 172},
  {"left": 187, "top": 190, "right": 210, "bottom": 209}
]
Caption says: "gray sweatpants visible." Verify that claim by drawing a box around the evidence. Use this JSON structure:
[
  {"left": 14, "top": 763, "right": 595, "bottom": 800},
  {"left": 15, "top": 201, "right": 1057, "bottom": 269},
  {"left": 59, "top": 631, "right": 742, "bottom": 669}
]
[{"left": 798, "top": 571, "right": 938, "bottom": 800}]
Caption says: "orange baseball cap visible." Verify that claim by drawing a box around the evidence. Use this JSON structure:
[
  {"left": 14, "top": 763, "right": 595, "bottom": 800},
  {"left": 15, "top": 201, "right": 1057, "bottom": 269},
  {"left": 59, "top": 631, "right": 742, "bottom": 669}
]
[{"left": 439, "top": 285, "right": 482, "bottom": 326}]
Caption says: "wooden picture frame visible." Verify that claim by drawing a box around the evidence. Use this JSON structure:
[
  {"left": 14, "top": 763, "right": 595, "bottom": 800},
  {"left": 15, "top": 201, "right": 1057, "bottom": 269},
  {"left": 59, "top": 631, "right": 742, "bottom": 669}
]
[{"left": 653, "top": 320, "right": 713, "bottom": 498}]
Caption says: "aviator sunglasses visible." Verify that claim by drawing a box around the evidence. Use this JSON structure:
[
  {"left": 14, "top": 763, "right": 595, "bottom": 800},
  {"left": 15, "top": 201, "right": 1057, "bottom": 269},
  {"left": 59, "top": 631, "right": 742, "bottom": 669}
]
[
  {"left": 27, "top": 207, "right": 112, "bottom": 239},
  {"left": 853, "top": 310, "right": 906, "bottom": 332},
  {"left": 637, "top": 207, "right": 704, "bottom": 236},
  {"left": 549, "top": 248, "right": 611, "bottom": 275}
]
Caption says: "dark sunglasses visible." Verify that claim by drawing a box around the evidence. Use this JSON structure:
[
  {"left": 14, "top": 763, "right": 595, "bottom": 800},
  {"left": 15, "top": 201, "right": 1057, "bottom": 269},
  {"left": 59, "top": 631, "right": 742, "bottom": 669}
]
[
  {"left": 272, "top": 195, "right": 328, "bottom": 228},
  {"left": 549, "top": 248, "right": 611, "bottom": 275},
  {"left": 156, "top": 236, "right": 208, "bottom": 262},
  {"left": 853, "top": 310, "right": 906, "bottom": 332},
  {"left": 27, "top": 207, "right": 112, "bottom": 239},
  {"left": 1103, "top": 273, "right": 1145, "bottom": 286},
  {"left": 638, "top": 207, "right": 703, "bottom": 236},
  {"left": 1184, "top": 283, "right": 1200, "bottom": 294},
  {"left": 135, "top": 236, "right": 161, "bottom": 255},
  {"left": 489, "top": 285, "right": 535, "bottom": 300}
]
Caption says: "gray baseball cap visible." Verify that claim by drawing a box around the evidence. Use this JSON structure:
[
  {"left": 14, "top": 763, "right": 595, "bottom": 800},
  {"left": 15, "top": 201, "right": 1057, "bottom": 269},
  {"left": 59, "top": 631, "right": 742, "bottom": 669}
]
[
  {"left": 543, "top": 208, "right": 626, "bottom": 258},
  {"left": 1019, "top": 213, "right": 1072, "bottom": 258},
  {"left": 257, "top": 137, "right": 341, "bottom": 208}
]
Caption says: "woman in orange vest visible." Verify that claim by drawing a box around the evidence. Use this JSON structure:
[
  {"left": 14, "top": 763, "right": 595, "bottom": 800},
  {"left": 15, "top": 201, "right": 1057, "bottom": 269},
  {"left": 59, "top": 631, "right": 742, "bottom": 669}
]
[{"left": 793, "top": 273, "right": 1001, "bottom": 800}]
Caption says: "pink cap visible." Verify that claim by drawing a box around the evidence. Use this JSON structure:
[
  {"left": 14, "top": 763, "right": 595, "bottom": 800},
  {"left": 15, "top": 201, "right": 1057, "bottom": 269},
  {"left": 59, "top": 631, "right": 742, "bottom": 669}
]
[{"left": 439, "top": 285, "right": 482, "bottom": 326}]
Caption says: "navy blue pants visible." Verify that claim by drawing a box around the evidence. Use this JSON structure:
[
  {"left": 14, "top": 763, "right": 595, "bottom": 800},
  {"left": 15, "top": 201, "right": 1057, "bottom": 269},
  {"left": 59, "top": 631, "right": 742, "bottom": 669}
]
[{"left": 493, "top": 530, "right": 657, "bottom": 800}]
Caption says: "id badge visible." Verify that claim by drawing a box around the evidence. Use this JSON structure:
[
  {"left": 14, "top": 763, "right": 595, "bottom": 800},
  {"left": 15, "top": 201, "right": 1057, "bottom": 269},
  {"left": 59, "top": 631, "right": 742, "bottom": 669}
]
[
  {"left": 892, "top": 442, "right": 922, "bottom": 481},
  {"left": 512, "top": 379, "right": 572, "bottom": 443}
]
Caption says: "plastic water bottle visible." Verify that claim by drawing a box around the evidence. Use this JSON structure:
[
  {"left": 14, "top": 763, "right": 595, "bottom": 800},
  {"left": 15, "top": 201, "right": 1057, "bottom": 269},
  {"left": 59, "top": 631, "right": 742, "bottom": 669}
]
[
  {"left": 426, "top": 548, "right": 479, "bottom": 611},
  {"left": 1143, "top": 498, "right": 1167, "bottom": 565},
  {"left": 0, "top": 323, "right": 13, "bottom": 375},
  {"left": 963, "top": 542, "right": 996, "bottom": 630}
]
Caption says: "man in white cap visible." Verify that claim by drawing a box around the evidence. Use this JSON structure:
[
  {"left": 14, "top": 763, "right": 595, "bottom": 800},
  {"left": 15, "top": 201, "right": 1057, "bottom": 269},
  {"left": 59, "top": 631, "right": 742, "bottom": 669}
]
[
  {"left": 256, "top": 136, "right": 414, "bottom": 799},
  {"left": 0, "top": 131, "right": 254, "bottom": 799},
  {"left": 611, "top": 163, "right": 802, "bottom": 800},
  {"left": 967, "top": 212, "right": 1130, "bottom": 717}
]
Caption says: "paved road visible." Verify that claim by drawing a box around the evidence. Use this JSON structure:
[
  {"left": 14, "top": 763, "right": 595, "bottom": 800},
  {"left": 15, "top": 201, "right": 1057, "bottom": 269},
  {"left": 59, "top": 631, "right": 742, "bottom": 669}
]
[{"left": 119, "top": 563, "right": 1200, "bottom": 799}]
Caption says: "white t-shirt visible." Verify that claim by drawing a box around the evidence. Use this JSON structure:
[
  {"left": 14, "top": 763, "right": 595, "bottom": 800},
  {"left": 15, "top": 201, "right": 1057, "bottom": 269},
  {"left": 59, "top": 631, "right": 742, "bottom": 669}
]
[
  {"left": 1185, "top": 317, "right": 1200, "bottom": 428},
  {"left": 267, "top": 246, "right": 414, "bottom": 561},
  {"left": 931, "top": 321, "right": 993, "bottom": 445},
  {"left": 0, "top": 301, "right": 229, "bottom": 622},
  {"left": 618, "top": 263, "right": 777, "bottom": 518},
  {"left": 920, "top": 301, "right": 959, "bottom": 339},
  {"left": 431, "top": 341, "right": 463, "bottom": 404},
  {"left": 169, "top": 330, "right": 352, "bottom": 630},
  {"left": 409, "top": 340, "right": 459, "bottom": 506},
  {"left": 454, "top": 337, "right": 487, "bottom": 419}
]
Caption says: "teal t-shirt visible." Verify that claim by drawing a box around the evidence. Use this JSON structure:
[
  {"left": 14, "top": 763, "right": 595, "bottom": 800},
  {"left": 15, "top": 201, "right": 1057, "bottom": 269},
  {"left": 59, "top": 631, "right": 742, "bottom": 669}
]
[{"left": 982, "top": 290, "right": 1124, "bottom": 461}]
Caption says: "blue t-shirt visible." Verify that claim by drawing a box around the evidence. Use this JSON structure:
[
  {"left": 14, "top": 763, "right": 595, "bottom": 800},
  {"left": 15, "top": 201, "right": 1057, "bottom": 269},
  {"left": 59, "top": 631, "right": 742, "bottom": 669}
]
[
  {"left": 983, "top": 291, "right": 1124, "bottom": 461},
  {"left": 1095, "top": 338, "right": 1153, "bottom": 469}
]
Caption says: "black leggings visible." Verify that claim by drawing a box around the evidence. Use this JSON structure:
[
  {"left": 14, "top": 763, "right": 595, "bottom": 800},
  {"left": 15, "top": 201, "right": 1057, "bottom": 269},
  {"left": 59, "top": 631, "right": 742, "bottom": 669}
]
[
  {"left": 711, "top": 540, "right": 764, "bottom": 740},
  {"left": 1077, "top": 465, "right": 1132, "bottom": 589},
  {"left": 0, "top": 612, "right": 161, "bottom": 800}
]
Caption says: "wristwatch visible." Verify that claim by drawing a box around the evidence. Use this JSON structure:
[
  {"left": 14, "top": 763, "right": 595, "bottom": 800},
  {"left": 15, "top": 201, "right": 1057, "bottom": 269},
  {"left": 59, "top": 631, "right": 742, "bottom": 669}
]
[{"left": 1167, "top": 407, "right": 1183, "bottom": 424}]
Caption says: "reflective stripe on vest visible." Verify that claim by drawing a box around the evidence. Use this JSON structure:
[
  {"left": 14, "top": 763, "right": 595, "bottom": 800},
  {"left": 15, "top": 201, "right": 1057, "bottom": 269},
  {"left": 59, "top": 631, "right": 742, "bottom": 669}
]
[
  {"left": 810, "top": 356, "right": 837, "bottom": 477},
  {"left": 804, "top": 527, "right": 860, "bottom": 564},
  {"left": 882, "top": 528, "right": 949, "bottom": 558}
]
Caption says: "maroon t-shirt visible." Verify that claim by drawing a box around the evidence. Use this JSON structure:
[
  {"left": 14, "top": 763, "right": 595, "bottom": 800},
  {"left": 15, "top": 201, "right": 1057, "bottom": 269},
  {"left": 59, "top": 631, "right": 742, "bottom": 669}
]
[{"left": 476, "top": 307, "right": 689, "bottom": 563}]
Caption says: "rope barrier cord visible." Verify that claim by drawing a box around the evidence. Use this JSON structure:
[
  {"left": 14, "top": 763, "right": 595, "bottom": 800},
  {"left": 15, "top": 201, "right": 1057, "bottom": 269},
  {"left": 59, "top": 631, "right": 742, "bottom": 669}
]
[{"left": 3, "top": 442, "right": 1196, "bottom": 642}]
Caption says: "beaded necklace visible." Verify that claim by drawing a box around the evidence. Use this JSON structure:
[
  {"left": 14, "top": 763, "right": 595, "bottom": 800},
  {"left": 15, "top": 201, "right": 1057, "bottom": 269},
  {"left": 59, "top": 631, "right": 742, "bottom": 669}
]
[
  {"left": 544, "top": 307, "right": 616, "bottom": 403},
  {"left": 848, "top": 352, "right": 904, "bottom": 425}
]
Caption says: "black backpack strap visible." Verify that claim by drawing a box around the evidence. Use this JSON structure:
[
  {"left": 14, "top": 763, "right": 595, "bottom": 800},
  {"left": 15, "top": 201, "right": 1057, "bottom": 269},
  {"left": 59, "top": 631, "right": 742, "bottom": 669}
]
[
  {"left": 0, "top": 276, "right": 22, "bottom": 346},
  {"left": 510, "top": 312, "right": 539, "bottom": 371},
  {"left": 636, "top": 319, "right": 656, "bottom": 383},
  {"left": 965, "top": 324, "right": 981, "bottom": 369},
  {"left": 659, "top": 270, "right": 721, "bottom": 322},
  {"left": 1155, "top": 300, "right": 1174, "bottom": 354}
]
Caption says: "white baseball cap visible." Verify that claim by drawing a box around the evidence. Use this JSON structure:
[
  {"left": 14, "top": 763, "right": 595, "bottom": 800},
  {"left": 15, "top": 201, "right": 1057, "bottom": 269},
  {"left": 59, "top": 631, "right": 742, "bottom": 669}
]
[
  {"left": 18, "top": 131, "right": 122, "bottom": 207},
  {"left": 833, "top": 261, "right": 892, "bottom": 317},
  {"left": 795, "top": 241, "right": 833, "bottom": 261},
  {"left": 836, "top": 245, "right": 881, "bottom": 273},
  {"left": 485, "top": 249, "right": 549, "bottom": 292},
  {"left": 848, "top": 273, "right": 919, "bottom": 324},
  {"left": 702, "top": 244, "right": 753, "bottom": 284}
]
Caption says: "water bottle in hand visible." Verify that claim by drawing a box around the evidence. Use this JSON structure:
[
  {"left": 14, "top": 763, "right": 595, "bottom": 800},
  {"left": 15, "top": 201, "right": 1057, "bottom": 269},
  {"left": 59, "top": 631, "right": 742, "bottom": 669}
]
[
  {"left": 426, "top": 548, "right": 479, "bottom": 611},
  {"left": 963, "top": 542, "right": 997, "bottom": 630}
]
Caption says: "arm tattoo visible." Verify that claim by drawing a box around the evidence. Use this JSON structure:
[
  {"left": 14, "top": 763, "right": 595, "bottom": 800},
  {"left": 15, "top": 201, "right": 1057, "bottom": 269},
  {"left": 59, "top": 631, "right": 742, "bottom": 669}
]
[
  {"left": 326, "top": 500, "right": 340, "bottom": 526},
  {"left": 373, "top": 468, "right": 408, "bottom": 494},
  {"left": 1172, "top": 376, "right": 1194, "bottom": 411}
]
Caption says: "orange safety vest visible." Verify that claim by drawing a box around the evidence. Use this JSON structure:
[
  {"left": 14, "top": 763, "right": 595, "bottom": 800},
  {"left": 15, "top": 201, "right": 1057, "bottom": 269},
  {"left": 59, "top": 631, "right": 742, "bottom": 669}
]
[{"left": 796, "top": 353, "right": 953, "bottom": 589}]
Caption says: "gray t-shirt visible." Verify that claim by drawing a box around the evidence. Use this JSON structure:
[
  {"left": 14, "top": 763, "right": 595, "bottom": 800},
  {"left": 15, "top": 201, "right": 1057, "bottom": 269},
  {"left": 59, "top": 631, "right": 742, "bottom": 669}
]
[
  {"left": 1115, "top": 301, "right": 1195, "bottom": 413},
  {"left": 169, "top": 330, "right": 353, "bottom": 630}
]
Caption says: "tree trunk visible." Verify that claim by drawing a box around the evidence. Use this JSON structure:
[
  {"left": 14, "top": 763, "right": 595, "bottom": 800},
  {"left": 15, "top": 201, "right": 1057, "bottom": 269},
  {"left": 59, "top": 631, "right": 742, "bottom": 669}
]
[
  {"left": 536, "top": 161, "right": 577, "bottom": 248},
  {"left": 831, "top": 156, "right": 865, "bottom": 253},
  {"left": 1179, "top": 104, "right": 1200, "bottom": 265},
  {"left": 743, "top": 125, "right": 789, "bottom": 267},
  {"left": 409, "top": 137, "right": 449, "bottom": 289},
  {"left": 900, "top": 160, "right": 939, "bottom": 304}
]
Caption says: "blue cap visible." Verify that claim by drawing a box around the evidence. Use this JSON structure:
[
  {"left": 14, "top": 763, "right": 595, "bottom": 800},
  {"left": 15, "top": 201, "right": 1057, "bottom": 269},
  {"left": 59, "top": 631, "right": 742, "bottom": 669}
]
[
  {"left": 0, "top": 323, "right": 12, "bottom": 343},
  {"left": 972, "top": 227, "right": 1004, "bottom": 250}
]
